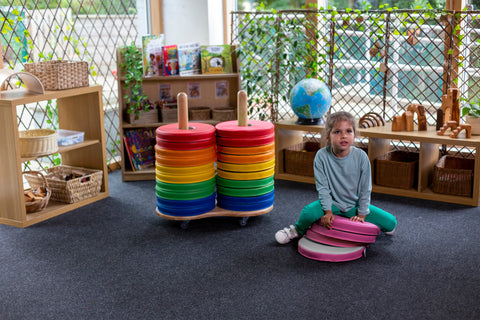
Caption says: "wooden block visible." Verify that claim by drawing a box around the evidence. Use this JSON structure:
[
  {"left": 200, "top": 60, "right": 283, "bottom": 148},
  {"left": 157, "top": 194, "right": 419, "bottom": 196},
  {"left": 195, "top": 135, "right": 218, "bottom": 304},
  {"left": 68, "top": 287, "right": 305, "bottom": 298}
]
[
  {"left": 451, "top": 124, "right": 472, "bottom": 139},
  {"left": 416, "top": 105, "right": 427, "bottom": 131},
  {"left": 405, "top": 111, "right": 414, "bottom": 131},
  {"left": 436, "top": 108, "right": 444, "bottom": 130},
  {"left": 392, "top": 115, "right": 405, "bottom": 131}
]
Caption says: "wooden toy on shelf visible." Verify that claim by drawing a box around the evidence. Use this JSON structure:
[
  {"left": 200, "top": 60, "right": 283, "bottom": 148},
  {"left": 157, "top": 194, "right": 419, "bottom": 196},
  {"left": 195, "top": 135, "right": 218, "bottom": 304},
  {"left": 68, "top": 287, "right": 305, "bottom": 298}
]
[
  {"left": 359, "top": 112, "right": 385, "bottom": 128},
  {"left": 436, "top": 120, "right": 471, "bottom": 138},
  {"left": 392, "top": 104, "right": 427, "bottom": 132},
  {"left": 451, "top": 123, "right": 472, "bottom": 138},
  {"left": 441, "top": 88, "right": 460, "bottom": 125}
]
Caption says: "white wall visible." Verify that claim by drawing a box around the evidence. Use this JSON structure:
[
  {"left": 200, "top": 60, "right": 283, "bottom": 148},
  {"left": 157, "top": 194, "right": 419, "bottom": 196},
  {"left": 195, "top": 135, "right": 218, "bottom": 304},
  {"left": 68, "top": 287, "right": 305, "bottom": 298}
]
[{"left": 162, "top": 0, "right": 214, "bottom": 45}]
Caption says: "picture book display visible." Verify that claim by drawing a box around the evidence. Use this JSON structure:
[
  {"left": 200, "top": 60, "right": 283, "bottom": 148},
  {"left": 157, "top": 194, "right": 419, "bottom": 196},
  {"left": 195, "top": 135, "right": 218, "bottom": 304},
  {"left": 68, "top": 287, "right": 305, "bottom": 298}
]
[
  {"left": 142, "top": 34, "right": 165, "bottom": 76},
  {"left": 200, "top": 45, "right": 233, "bottom": 74},
  {"left": 163, "top": 45, "right": 179, "bottom": 76},
  {"left": 124, "top": 128, "right": 156, "bottom": 170},
  {"left": 178, "top": 42, "right": 201, "bottom": 76}
]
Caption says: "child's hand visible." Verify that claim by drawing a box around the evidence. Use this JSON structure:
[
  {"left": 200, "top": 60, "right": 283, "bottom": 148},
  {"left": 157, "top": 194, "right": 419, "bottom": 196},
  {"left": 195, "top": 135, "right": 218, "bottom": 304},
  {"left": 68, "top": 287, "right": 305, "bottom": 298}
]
[
  {"left": 320, "top": 212, "right": 335, "bottom": 229},
  {"left": 350, "top": 215, "right": 365, "bottom": 223}
]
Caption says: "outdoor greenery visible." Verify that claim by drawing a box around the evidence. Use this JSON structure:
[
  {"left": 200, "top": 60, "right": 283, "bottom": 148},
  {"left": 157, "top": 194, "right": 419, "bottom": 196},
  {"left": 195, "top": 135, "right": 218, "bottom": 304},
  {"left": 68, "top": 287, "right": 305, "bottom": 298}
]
[
  {"left": 0, "top": 0, "right": 137, "bottom": 14},
  {"left": 239, "top": 0, "right": 452, "bottom": 10}
]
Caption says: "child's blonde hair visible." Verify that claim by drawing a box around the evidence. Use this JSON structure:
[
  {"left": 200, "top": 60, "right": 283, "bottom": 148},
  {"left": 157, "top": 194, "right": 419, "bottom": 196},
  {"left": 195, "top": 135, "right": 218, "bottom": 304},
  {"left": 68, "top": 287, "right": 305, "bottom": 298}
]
[{"left": 322, "top": 111, "right": 357, "bottom": 146}]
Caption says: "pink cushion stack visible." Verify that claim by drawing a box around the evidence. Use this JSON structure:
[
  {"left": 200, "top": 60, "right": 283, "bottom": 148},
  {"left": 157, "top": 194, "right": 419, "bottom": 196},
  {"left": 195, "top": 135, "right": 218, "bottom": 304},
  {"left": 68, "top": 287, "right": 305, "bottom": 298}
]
[{"left": 297, "top": 215, "right": 380, "bottom": 262}]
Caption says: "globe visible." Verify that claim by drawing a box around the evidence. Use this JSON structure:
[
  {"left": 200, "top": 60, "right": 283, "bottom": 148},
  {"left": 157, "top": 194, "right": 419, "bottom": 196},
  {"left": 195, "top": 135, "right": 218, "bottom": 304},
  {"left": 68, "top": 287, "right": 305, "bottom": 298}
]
[{"left": 290, "top": 78, "right": 332, "bottom": 125}]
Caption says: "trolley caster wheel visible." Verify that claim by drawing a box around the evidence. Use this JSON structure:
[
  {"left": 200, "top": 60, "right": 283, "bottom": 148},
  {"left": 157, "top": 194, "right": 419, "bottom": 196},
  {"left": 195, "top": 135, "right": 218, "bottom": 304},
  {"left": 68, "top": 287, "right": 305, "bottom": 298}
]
[
  {"left": 239, "top": 217, "right": 249, "bottom": 227},
  {"left": 180, "top": 220, "right": 190, "bottom": 229},
  {"left": 363, "top": 247, "right": 367, "bottom": 258}
]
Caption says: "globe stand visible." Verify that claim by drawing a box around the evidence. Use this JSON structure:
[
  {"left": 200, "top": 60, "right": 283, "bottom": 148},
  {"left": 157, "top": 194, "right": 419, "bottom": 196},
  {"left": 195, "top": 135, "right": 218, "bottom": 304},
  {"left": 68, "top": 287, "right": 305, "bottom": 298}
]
[{"left": 295, "top": 117, "right": 324, "bottom": 125}]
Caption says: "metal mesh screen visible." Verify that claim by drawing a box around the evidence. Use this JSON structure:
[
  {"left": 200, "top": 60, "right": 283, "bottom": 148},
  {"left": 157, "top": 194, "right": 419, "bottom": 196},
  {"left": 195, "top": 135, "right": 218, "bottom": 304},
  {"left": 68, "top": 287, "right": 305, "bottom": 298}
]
[
  {"left": 232, "top": 9, "right": 478, "bottom": 157},
  {"left": 1, "top": 1, "right": 139, "bottom": 172}
]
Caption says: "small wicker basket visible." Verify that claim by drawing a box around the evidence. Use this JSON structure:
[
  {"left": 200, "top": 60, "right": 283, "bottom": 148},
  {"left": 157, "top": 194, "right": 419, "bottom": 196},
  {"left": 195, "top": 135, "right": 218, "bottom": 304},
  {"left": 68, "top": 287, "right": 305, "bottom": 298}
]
[
  {"left": 212, "top": 108, "right": 236, "bottom": 121},
  {"left": 25, "top": 165, "right": 102, "bottom": 204},
  {"left": 432, "top": 155, "right": 474, "bottom": 197},
  {"left": 24, "top": 60, "right": 89, "bottom": 90},
  {"left": 19, "top": 129, "right": 58, "bottom": 157},
  {"left": 374, "top": 150, "right": 419, "bottom": 189},
  {"left": 23, "top": 171, "right": 51, "bottom": 214},
  {"left": 284, "top": 141, "right": 322, "bottom": 177},
  {"left": 189, "top": 106, "right": 211, "bottom": 120}
]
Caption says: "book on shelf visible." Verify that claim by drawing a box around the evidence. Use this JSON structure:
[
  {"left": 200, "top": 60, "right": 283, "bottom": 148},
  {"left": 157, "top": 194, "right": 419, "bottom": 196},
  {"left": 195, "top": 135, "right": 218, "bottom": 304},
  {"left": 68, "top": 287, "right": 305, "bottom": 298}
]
[
  {"left": 200, "top": 45, "right": 233, "bottom": 74},
  {"left": 123, "top": 136, "right": 137, "bottom": 171},
  {"left": 177, "top": 42, "right": 201, "bottom": 76},
  {"left": 163, "top": 44, "right": 179, "bottom": 76},
  {"left": 142, "top": 34, "right": 165, "bottom": 77},
  {"left": 124, "top": 128, "right": 156, "bottom": 170}
]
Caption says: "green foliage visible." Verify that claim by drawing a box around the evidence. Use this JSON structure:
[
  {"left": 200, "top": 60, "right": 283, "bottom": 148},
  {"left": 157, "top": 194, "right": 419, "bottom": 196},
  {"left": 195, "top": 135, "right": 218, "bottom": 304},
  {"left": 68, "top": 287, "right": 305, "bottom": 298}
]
[
  {"left": 0, "top": 0, "right": 136, "bottom": 15},
  {"left": 461, "top": 98, "right": 480, "bottom": 118},
  {"left": 119, "top": 42, "right": 150, "bottom": 119}
]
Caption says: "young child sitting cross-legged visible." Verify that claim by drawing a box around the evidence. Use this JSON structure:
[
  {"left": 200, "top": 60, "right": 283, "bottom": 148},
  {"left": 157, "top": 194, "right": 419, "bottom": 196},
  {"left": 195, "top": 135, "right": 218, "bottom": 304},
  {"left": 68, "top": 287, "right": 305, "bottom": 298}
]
[{"left": 275, "top": 111, "right": 397, "bottom": 244}]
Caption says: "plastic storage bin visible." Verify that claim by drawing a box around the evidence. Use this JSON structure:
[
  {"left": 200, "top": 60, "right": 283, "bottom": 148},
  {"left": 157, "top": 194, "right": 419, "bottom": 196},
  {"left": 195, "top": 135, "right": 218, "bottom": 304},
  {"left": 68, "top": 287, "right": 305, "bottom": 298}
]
[{"left": 57, "top": 129, "right": 85, "bottom": 146}]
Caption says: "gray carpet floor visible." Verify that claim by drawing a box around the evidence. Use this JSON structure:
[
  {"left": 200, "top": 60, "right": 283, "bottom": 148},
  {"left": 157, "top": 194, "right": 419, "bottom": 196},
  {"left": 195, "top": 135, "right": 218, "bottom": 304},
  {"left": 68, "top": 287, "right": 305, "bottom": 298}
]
[{"left": 1, "top": 170, "right": 479, "bottom": 320}]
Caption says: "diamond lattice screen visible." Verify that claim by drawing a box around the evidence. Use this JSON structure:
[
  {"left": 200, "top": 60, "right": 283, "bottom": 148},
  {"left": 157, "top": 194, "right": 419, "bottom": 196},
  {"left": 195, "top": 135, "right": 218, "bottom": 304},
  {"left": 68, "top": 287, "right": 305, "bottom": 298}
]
[
  {"left": 1, "top": 1, "right": 139, "bottom": 172},
  {"left": 232, "top": 9, "right": 478, "bottom": 157}
]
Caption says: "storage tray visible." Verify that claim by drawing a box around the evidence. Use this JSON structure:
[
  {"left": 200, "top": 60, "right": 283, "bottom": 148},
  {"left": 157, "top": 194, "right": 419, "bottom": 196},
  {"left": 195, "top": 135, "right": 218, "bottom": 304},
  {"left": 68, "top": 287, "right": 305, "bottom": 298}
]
[{"left": 57, "top": 129, "right": 85, "bottom": 146}]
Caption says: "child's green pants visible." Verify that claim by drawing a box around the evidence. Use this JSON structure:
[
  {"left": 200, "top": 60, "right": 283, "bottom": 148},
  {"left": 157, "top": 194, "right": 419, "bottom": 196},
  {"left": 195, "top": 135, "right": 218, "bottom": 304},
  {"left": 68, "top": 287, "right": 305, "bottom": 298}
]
[{"left": 294, "top": 200, "right": 397, "bottom": 235}]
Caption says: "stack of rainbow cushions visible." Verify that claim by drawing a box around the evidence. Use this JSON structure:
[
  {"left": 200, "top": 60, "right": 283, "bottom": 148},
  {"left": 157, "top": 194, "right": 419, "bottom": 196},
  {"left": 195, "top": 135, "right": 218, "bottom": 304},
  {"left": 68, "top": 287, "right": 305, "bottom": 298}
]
[
  {"left": 298, "top": 216, "right": 381, "bottom": 262},
  {"left": 155, "top": 123, "right": 217, "bottom": 216},
  {"left": 155, "top": 120, "right": 275, "bottom": 216},
  {"left": 215, "top": 120, "right": 275, "bottom": 211}
]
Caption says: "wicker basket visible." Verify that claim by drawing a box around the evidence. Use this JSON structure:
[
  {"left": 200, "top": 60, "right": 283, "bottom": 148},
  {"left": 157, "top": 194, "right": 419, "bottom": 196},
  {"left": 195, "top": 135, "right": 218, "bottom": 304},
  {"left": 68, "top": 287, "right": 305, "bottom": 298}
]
[
  {"left": 375, "top": 150, "right": 419, "bottom": 189},
  {"left": 212, "top": 108, "right": 236, "bottom": 121},
  {"left": 161, "top": 103, "right": 177, "bottom": 123},
  {"left": 24, "top": 60, "right": 89, "bottom": 90},
  {"left": 124, "top": 109, "right": 159, "bottom": 125},
  {"left": 284, "top": 141, "right": 322, "bottom": 177},
  {"left": 189, "top": 106, "right": 211, "bottom": 120},
  {"left": 432, "top": 155, "right": 474, "bottom": 197},
  {"left": 23, "top": 171, "right": 51, "bottom": 214},
  {"left": 19, "top": 129, "right": 58, "bottom": 157},
  {"left": 25, "top": 165, "right": 103, "bottom": 204}
]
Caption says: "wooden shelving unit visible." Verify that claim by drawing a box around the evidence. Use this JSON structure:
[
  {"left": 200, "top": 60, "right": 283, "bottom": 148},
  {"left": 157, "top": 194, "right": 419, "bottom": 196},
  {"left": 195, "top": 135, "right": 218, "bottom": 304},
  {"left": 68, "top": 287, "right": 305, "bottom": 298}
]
[
  {"left": 118, "top": 64, "right": 241, "bottom": 182},
  {"left": 0, "top": 85, "right": 110, "bottom": 228},
  {"left": 274, "top": 119, "right": 480, "bottom": 206}
]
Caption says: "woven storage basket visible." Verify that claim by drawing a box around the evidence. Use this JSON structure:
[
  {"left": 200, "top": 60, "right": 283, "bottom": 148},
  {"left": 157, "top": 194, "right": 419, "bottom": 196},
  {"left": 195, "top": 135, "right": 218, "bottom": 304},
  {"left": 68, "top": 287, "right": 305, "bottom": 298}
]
[
  {"left": 374, "top": 150, "right": 419, "bottom": 189},
  {"left": 189, "top": 106, "right": 211, "bottom": 120},
  {"left": 212, "top": 108, "right": 236, "bottom": 121},
  {"left": 124, "top": 109, "right": 159, "bottom": 125},
  {"left": 24, "top": 60, "right": 89, "bottom": 90},
  {"left": 284, "top": 141, "right": 322, "bottom": 177},
  {"left": 432, "top": 155, "right": 474, "bottom": 197},
  {"left": 23, "top": 171, "right": 51, "bottom": 214},
  {"left": 24, "top": 165, "right": 102, "bottom": 204},
  {"left": 19, "top": 129, "right": 58, "bottom": 157}
]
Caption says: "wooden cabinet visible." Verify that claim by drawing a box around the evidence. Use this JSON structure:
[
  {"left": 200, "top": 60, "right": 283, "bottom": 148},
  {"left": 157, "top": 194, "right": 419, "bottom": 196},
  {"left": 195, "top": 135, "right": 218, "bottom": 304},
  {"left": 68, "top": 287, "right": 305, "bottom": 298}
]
[
  {"left": 0, "top": 86, "right": 109, "bottom": 228},
  {"left": 275, "top": 120, "right": 480, "bottom": 206},
  {"left": 118, "top": 71, "right": 241, "bottom": 181}
]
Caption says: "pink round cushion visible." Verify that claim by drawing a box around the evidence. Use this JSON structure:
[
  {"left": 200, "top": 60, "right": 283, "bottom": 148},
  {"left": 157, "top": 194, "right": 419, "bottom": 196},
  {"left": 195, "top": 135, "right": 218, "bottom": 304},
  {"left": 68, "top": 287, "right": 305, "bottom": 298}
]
[
  {"left": 298, "top": 237, "right": 366, "bottom": 262},
  {"left": 310, "top": 215, "right": 380, "bottom": 244},
  {"left": 305, "top": 229, "right": 365, "bottom": 247}
]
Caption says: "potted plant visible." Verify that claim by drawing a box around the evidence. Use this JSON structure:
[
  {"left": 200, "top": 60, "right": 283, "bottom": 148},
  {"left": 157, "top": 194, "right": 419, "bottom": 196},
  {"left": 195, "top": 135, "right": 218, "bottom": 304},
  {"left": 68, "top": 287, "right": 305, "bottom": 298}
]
[
  {"left": 461, "top": 99, "right": 480, "bottom": 135},
  {"left": 118, "top": 42, "right": 155, "bottom": 122}
]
